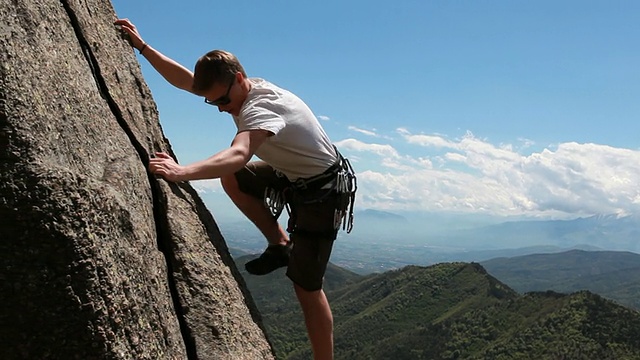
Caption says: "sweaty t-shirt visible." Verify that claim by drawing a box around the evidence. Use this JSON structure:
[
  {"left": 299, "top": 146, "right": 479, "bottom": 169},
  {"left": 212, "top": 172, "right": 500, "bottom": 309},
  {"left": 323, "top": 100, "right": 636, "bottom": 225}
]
[{"left": 233, "top": 78, "right": 337, "bottom": 181}]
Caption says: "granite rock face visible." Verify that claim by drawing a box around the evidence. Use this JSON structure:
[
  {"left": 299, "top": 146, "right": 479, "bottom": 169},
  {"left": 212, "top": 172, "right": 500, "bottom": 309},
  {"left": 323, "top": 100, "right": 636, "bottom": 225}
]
[{"left": 0, "top": 0, "right": 274, "bottom": 359}]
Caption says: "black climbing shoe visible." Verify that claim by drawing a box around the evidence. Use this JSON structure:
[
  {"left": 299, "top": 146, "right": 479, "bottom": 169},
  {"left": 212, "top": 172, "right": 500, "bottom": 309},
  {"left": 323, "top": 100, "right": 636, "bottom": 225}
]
[{"left": 245, "top": 243, "right": 292, "bottom": 275}]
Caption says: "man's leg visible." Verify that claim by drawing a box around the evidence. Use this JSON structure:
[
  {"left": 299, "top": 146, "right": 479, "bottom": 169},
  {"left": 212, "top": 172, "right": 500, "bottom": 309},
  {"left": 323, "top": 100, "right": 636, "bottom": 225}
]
[
  {"left": 294, "top": 284, "right": 334, "bottom": 360},
  {"left": 286, "top": 188, "right": 338, "bottom": 359},
  {"left": 220, "top": 172, "right": 288, "bottom": 246},
  {"left": 221, "top": 166, "right": 292, "bottom": 275}
]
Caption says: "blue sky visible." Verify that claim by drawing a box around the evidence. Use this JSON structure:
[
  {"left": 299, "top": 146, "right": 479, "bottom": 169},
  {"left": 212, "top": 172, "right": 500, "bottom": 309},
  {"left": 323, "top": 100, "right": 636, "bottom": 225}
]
[{"left": 112, "top": 1, "right": 640, "bottom": 220}]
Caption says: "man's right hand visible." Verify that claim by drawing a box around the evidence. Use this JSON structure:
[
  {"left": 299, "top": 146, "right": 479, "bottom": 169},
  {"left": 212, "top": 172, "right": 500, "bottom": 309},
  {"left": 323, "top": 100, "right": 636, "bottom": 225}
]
[
  {"left": 113, "top": 18, "right": 195, "bottom": 92},
  {"left": 114, "top": 18, "right": 145, "bottom": 51}
]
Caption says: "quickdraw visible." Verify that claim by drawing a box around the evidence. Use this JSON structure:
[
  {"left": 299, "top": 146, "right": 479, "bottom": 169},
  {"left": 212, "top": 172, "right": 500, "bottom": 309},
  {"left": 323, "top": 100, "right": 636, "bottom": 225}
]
[
  {"left": 333, "top": 153, "right": 357, "bottom": 233},
  {"left": 264, "top": 186, "right": 287, "bottom": 219}
]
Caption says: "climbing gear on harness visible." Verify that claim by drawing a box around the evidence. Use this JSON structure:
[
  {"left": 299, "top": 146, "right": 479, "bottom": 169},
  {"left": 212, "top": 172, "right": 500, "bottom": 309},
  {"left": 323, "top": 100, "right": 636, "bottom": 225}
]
[
  {"left": 290, "top": 162, "right": 341, "bottom": 191},
  {"left": 262, "top": 146, "right": 357, "bottom": 234},
  {"left": 333, "top": 151, "right": 357, "bottom": 233},
  {"left": 264, "top": 186, "right": 288, "bottom": 219}
]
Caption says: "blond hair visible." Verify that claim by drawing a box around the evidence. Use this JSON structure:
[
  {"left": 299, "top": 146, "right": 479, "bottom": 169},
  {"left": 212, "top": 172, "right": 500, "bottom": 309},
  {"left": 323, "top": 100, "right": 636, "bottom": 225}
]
[{"left": 191, "top": 50, "right": 247, "bottom": 94}]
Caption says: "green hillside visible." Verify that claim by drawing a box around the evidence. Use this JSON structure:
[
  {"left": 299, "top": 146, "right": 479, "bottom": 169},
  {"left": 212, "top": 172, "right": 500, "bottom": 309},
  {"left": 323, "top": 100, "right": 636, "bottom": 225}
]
[
  {"left": 481, "top": 250, "right": 640, "bottom": 309},
  {"left": 240, "top": 260, "right": 640, "bottom": 359},
  {"left": 326, "top": 263, "right": 516, "bottom": 360}
]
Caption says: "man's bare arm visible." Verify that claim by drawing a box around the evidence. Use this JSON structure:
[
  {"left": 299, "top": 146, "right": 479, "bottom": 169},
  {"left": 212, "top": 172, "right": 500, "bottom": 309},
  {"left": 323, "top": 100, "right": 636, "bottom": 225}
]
[
  {"left": 115, "top": 18, "right": 194, "bottom": 92},
  {"left": 139, "top": 46, "right": 194, "bottom": 92},
  {"left": 149, "top": 130, "right": 271, "bottom": 182}
]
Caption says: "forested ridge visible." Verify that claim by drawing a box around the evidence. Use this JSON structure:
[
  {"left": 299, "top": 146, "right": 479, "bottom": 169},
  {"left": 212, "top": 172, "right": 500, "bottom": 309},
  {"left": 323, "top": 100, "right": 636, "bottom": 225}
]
[
  {"left": 238, "top": 257, "right": 640, "bottom": 359},
  {"left": 481, "top": 249, "right": 640, "bottom": 310}
]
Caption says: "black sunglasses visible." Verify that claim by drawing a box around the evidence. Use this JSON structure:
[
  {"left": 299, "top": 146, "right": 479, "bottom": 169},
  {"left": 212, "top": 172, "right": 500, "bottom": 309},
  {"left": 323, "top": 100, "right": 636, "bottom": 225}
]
[{"left": 204, "top": 78, "right": 235, "bottom": 106}]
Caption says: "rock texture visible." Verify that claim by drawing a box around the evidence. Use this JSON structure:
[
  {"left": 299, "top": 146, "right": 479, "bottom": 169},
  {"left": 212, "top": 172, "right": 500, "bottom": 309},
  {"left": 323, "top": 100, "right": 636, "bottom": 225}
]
[{"left": 0, "top": 0, "right": 274, "bottom": 359}]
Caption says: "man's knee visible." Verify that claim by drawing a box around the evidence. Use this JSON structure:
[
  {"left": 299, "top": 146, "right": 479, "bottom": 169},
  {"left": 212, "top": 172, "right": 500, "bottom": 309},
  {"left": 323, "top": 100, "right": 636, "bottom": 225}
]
[
  {"left": 221, "top": 171, "right": 266, "bottom": 212},
  {"left": 293, "top": 283, "right": 324, "bottom": 305},
  {"left": 292, "top": 278, "right": 323, "bottom": 293},
  {"left": 220, "top": 173, "right": 240, "bottom": 196}
]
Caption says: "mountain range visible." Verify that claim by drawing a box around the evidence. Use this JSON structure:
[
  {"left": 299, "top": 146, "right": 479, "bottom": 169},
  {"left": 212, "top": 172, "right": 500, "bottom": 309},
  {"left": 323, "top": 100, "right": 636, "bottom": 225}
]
[
  {"left": 236, "top": 250, "right": 640, "bottom": 359},
  {"left": 481, "top": 249, "right": 640, "bottom": 310},
  {"left": 221, "top": 214, "right": 640, "bottom": 274},
  {"left": 348, "top": 211, "right": 640, "bottom": 251}
]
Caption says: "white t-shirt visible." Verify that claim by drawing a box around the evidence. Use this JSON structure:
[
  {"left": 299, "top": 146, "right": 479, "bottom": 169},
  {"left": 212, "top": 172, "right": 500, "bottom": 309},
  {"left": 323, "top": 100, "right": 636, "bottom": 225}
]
[{"left": 233, "top": 78, "right": 338, "bottom": 181}]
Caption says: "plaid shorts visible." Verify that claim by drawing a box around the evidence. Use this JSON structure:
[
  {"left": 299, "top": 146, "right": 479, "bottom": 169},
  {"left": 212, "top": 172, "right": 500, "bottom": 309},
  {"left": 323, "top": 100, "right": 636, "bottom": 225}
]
[{"left": 235, "top": 161, "right": 338, "bottom": 291}]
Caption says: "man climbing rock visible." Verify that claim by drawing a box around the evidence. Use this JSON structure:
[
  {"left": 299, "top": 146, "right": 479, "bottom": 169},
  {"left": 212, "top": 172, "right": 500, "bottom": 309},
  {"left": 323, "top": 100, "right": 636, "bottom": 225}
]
[{"left": 115, "top": 18, "right": 356, "bottom": 360}]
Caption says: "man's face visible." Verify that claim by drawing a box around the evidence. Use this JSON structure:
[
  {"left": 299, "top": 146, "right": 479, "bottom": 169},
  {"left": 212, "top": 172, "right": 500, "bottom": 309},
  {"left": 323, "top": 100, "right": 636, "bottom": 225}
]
[{"left": 203, "top": 73, "right": 244, "bottom": 116}]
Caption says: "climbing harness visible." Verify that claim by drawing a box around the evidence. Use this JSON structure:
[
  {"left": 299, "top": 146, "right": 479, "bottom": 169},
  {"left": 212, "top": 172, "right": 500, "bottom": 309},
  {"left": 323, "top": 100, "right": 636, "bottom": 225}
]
[{"left": 262, "top": 146, "right": 358, "bottom": 234}]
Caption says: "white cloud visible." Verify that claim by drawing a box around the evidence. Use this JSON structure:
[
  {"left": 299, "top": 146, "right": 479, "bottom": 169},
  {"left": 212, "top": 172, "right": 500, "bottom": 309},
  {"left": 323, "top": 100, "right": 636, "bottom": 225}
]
[
  {"left": 335, "top": 138, "right": 400, "bottom": 159},
  {"left": 444, "top": 152, "right": 466, "bottom": 162},
  {"left": 190, "top": 179, "right": 223, "bottom": 194},
  {"left": 341, "top": 130, "right": 640, "bottom": 218},
  {"left": 348, "top": 126, "right": 378, "bottom": 137},
  {"left": 518, "top": 142, "right": 640, "bottom": 215},
  {"left": 317, "top": 115, "right": 330, "bottom": 121},
  {"left": 399, "top": 129, "right": 458, "bottom": 149},
  {"left": 335, "top": 138, "right": 429, "bottom": 171},
  {"left": 517, "top": 137, "right": 535, "bottom": 149}
]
